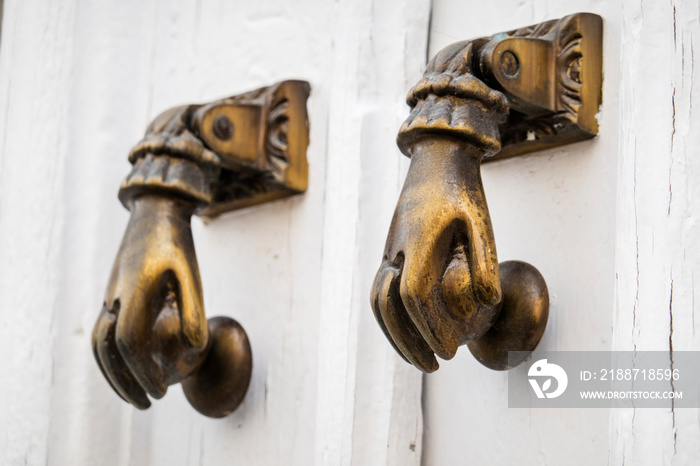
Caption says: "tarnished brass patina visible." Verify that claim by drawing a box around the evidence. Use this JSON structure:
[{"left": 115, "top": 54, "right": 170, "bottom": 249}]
[
  {"left": 371, "top": 13, "right": 602, "bottom": 372},
  {"left": 93, "top": 80, "right": 310, "bottom": 417}
]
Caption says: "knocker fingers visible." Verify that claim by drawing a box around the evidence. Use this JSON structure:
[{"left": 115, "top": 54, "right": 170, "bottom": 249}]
[
  {"left": 442, "top": 244, "right": 484, "bottom": 340},
  {"left": 92, "top": 305, "right": 151, "bottom": 409},
  {"left": 112, "top": 268, "right": 171, "bottom": 400},
  {"left": 462, "top": 193, "right": 501, "bottom": 307},
  {"left": 373, "top": 203, "right": 504, "bottom": 373},
  {"left": 397, "top": 226, "right": 470, "bottom": 363},
  {"left": 371, "top": 259, "right": 438, "bottom": 372},
  {"left": 170, "top": 253, "right": 208, "bottom": 353},
  {"left": 441, "top": 219, "right": 502, "bottom": 342}
]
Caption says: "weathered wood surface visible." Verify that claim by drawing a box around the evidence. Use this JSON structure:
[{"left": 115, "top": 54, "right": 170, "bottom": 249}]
[
  {"left": 3, "top": 0, "right": 697, "bottom": 465},
  {"left": 611, "top": 0, "right": 700, "bottom": 464},
  {"left": 423, "top": 1, "right": 700, "bottom": 465},
  {"left": 0, "top": 1, "right": 428, "bottom": 465}
]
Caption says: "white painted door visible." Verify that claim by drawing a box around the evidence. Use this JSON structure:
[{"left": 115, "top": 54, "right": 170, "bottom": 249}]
[
  {"left": 0, "top": 1, "right": 428, "bottom": 465},
  {"left": 422, "top": 1, "right": 700, "bottom": 465},
  {"left": 0, "top": 0, "right": 698, "bottom": 465}
]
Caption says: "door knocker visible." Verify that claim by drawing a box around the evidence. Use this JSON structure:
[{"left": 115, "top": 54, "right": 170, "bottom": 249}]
[
  {"left": 92, "top": 80, "right": 310, "bottom": 417},
  {"left": 371, "top": 13, "right": 602, "bottom": 372}
]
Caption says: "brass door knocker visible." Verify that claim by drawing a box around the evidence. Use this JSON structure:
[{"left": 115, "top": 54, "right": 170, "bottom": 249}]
[
  {"left": 93, "top": 80, "right": 310, "bottom": 417},
  {"left": 371, "top": 13, "right": 602, "bottom": 372}
]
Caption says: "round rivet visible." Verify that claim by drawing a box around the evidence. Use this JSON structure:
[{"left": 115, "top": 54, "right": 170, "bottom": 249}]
[
  {"left": 212, "top": 115, "right": 234, "bottom": 141},
  {"left": 499, "top": 50, "right": 520, "bottom": 78}
]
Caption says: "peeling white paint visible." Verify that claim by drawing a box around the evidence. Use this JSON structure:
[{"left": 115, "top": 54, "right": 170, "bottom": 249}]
[{"left": 610, "top": 0, "right": 700, "bottom": 464}]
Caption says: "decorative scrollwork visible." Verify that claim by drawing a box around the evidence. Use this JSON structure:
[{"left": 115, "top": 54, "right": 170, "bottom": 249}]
[
  {"left": 557, "top": 17, "right": 585, "bottom": 122},
  {"left": 266, "top": 98, "right": 291, "bottom": 176}
]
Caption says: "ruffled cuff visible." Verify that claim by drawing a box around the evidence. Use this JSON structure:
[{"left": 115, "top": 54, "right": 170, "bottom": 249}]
[{"left": 118, "top": 153, "right": 219, "bottom": 208}]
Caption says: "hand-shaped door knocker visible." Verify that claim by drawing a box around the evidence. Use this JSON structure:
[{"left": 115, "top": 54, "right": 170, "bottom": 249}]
[
  {"left": 93, "top": 81, "right": 310, "bottom": 417},
  {"left": 371, "top": 13, "right": 602, "bottom": 372}
]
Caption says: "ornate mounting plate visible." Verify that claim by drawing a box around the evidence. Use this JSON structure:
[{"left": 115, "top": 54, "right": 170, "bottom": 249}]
[
  {"left": 121, "top": 80, "right": 311, "bottom": 218},
  {"left": 478, "top": 13, "right": 603, "bottom": 161},
  {"left": 196, "top": 80, "right": 311, "bottom": 217}
]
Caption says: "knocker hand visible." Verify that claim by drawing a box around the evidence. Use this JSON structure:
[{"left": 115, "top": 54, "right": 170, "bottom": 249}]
[
  {"left": 92, "top": 194, "right": 251, "bottom": 417},
  {"left": 92, "top": 194, "right": 208, "bottom": 407},
  {"left": 90, "top": 81, "right": 314, "bottom": 416},
  {"left": 370, "top": 22, "right": 570, "bottom": 372},
  {"left": 371, "top": 138, "right": 502, "bottom": 372}
]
